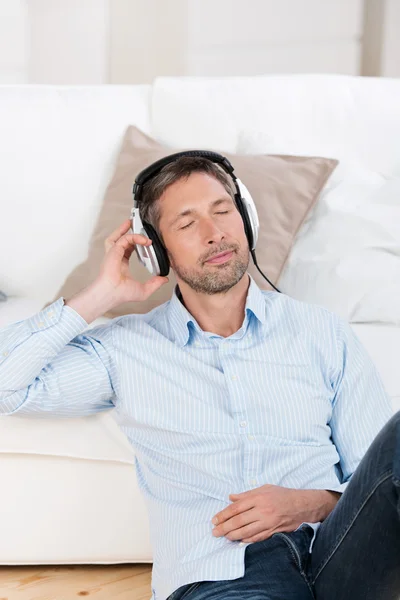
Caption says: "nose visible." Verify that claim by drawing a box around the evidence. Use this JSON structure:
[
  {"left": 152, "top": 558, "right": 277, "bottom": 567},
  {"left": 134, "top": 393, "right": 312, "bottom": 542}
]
[{"left": 201, "top": 218, "right": 225, "bottom": 245}]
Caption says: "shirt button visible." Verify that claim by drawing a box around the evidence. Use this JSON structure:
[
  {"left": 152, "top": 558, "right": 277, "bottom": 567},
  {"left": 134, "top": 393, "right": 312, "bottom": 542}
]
[
  {"left": 247, "top": 435, "right": 254, "bottom": 441},
  {"left": 48, "top": 311, "right": 54, "bottom": 317},
  {"left": 240, "top": 420, "right": 247, "bottom": 428},
  {"left": 231, "top": 375, "right": 237, "bottom": 380},
  {"left": 250, "top": 479, "right": 257, "bottom": 485},
  {"left": 2, "top": 351, "right": 9, "bottom": 357},
  {"left": 239, "top": 541, "right": 245, "bottom": 547},
  {"left": 37, "top": 321, "right": 44, "bottom": 328}
]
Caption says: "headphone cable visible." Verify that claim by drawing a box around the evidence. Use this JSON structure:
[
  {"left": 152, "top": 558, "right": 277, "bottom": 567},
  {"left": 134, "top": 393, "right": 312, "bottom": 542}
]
[{"left": 250, "top": 249, "right": 282, "bottom": 294}]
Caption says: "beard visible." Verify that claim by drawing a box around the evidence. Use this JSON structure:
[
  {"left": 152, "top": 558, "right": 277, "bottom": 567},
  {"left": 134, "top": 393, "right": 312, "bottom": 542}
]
[{"left": 167, "top": 244, "right": 250, "bottom": 295}]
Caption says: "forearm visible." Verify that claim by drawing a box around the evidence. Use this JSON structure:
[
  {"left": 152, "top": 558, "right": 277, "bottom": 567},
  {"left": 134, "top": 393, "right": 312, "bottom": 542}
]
[
  {"left": 294, "top": 489, "right": 341, "bottom": 523},
  {"left": 65, "top": 280, "right": 118, "bottom": 324},
  {"left": 0, "top": 296, "right": 116, "bottom": 416},
  {"left": 0, "top": 297, "right": 89, "bottom": 412}
]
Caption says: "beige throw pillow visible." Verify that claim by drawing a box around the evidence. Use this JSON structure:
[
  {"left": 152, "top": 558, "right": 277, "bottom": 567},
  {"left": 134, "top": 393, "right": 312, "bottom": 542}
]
[{"left": 48, "top": 126, "right": 338, "bottom": 318}]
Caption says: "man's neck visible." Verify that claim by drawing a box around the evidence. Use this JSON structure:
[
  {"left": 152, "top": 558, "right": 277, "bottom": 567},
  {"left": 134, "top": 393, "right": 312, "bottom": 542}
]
[{"left": 178, "top": 274, "right": 251, "bottom": 338}]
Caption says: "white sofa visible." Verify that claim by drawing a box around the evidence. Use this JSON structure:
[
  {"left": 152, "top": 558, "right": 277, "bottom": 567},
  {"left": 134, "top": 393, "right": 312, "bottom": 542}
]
[{"left": 0, "top": 74, "right": 399, "bottom": 567}]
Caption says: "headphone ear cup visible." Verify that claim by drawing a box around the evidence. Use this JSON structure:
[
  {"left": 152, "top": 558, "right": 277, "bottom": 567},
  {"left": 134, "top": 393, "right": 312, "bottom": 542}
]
[
  {"left": 234, "top": 194, "right": 254, "bottom": 250},
  {"left": 142, "top": 222, "right": 170, "bottom": 277},
  {"left": 236, "top": 179, "right": 259, "bottom": 249}
]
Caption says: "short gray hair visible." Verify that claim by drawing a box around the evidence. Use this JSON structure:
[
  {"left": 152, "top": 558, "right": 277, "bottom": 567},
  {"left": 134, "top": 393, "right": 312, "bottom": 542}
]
[{"left": 139, "top": 156, "right": 236, "bottom": 246}]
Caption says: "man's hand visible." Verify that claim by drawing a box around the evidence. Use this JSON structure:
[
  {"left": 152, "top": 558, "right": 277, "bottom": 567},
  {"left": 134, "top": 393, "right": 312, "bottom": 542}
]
[{"left": 211, "top": 484, "right": 341, "bottom": 544}]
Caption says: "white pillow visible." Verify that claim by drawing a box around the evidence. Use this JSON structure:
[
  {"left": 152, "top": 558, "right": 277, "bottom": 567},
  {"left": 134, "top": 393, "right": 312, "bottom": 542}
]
[{"left": 238, "top": 131, "right": 400, "bottom": 324}]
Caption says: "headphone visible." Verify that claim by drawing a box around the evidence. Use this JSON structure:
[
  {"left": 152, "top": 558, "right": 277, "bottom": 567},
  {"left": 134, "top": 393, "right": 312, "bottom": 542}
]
[{"left": 130, "top": 150, "right": 281, "bottom": 293}]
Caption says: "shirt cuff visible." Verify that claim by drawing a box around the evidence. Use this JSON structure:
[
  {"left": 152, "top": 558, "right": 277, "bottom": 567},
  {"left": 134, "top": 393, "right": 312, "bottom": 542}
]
[
  {"left": 27, "top": 297, "right": 90, "bottom": 350},
  {"left": 326, "top": 481, "right": 350, "bottom": 495}
]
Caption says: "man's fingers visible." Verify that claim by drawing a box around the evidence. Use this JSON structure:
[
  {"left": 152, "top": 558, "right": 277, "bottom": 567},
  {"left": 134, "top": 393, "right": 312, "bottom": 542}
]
[
  {"left": 213, "top": 497, "right": 253, "bottom": 525},
  {"left": 105, "top": 232, "right": 152, "bottom": 253},
  {"left": 117, "top": 234, "right": 152, "bottom": 256},
  {"left": 106, "top": 219, "right": 132, "bottom": 245}
]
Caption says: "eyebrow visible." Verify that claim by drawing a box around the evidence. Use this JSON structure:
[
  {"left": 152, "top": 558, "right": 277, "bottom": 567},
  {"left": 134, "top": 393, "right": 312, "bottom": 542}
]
[{"left": 169, "top": 198, "right": 233, "bottom": 227}]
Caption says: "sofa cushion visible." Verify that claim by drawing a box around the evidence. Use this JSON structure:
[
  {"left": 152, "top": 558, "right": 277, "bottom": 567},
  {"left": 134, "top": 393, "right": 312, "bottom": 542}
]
[
  {"left": 0, "top": 85, "right": 152, "bottom": 301},
  {"left": 152, "top": 74, "right": 400, "bottom": 173},
  {"left": 48, "top": 125, "right": 337, "bottom": 318},
  {"left": 279, "top": 169, "right": 400, "bottom": 325},
  {"left": 351, "top": 324, "right": 400, "bottom": 402},
  {"left": 239, "top": 130, "right": 400, "bottom": 325},
  {"left": 0, "top": 411, "right": 135, "bottom": 464}
]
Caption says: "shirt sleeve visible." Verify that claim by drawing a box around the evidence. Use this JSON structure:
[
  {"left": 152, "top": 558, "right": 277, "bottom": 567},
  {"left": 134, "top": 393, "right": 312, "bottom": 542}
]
[
  {"left": 0, "top": 297, "right": 119, "bottom": 418},
  {"left": 328, "top": 317, "right": 395, "bottom": 490}
]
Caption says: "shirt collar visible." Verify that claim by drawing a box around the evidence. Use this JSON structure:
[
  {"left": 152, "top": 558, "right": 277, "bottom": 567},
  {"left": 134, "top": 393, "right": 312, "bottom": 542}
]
[{"left": 167, "top": 273, "right": 267, "bottom": 348}]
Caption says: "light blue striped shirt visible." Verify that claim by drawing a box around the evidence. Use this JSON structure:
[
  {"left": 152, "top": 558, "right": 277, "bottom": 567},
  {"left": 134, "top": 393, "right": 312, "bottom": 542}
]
[{"left": 0, "top": 273, "right": 394, "bottom": 600}]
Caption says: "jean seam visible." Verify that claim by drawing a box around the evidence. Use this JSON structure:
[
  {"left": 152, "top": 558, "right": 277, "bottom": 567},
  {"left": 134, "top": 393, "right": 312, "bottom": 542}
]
[
  {"left": 311, "top": 469, "right": 393, "bottom": 585},
  {"left": 278, "top": 533, "right": 315, "bottom": 599}
]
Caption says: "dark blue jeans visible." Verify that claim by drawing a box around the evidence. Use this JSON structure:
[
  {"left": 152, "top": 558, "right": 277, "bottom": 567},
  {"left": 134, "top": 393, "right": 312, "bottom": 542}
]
[{"left": 168, "top": 411, "right": 400, "bottom": 600}]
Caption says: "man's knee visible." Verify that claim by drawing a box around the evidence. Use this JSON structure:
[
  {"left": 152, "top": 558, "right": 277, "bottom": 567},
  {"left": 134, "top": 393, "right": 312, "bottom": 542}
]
[{"left": 375, "top": 410, "right": 400, "bottom": 443}]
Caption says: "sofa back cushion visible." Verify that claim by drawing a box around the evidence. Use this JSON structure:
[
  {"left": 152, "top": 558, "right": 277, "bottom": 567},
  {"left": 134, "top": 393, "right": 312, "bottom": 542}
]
[
  {"left": 152, "top": 74, "right": 400, "bottom": 174},
  {"left": 0, "top": 85, "right": 151, "bottom": 299}
]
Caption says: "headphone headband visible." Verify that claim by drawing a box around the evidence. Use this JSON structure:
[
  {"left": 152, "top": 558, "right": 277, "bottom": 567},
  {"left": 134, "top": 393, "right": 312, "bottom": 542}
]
[{"left": 133, "top": 150, "right": 237, "bottom": 201}]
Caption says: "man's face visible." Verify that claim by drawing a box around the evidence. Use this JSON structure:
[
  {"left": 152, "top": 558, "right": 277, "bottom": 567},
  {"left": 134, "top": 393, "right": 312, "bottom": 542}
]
[{"left": 159, "top": 172, "right": 250, "bottom": 295}]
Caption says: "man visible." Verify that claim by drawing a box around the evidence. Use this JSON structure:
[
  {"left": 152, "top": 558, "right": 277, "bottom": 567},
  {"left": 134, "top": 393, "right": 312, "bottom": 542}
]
[{"left": 0, "top": 156, "right": 399, "bottom": 600}]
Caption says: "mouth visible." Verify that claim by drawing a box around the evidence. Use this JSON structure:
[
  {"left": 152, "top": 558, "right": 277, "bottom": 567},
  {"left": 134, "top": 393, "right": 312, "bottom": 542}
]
[{"left": 206, "top": 251, "right": 234, "bottom": 264}]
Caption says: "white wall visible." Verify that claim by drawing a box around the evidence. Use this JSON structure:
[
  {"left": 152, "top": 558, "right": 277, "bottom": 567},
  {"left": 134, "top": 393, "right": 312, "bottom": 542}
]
[
  {"left": 361, "top": 0, "right": 400, "bottom": 76},
  {"left": 0, "top": 0, "right": 28, "bottom": 83},
  {"left": 0, "top": 0, "right": 398, "bottom": 84},
  {"left": 109, "top": 0, "right": 188, "bottom": 84},
  {"left": 186, "top": 0, "right": 363, "bottom": 76},
  {"left": 28, "top": 0, "right": 110, "bottom": 84},
  {"left": 380, "top": 0, "right": 400, "bottom": 76},
  {"left": 109, "top": 0, "right": 364, "bottom": 80}
]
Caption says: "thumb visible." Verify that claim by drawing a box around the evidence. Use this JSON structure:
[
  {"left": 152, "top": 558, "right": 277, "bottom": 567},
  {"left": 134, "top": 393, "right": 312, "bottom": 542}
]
[{"left": 143, "top": 275, "right": 169, "bottom": 295}]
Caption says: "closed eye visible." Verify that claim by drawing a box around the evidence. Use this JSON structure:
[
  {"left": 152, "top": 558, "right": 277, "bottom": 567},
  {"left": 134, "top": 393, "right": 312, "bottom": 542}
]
[{"left": 180, "top": 211, "right": 229, "bottom": 230}]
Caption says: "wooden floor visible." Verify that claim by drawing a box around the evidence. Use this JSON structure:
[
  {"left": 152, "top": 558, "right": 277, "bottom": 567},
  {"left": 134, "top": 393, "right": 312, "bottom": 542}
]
[{"left": 0, "top": 564, "right": 153, "bottom": 600}]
